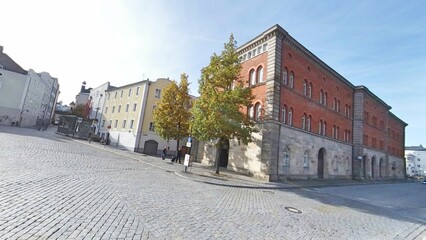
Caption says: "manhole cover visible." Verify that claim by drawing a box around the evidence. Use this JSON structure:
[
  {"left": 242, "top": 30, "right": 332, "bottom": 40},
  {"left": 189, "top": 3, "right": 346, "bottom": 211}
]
[
  {"left": 285, "top": 206, "right": 302, "bottom": 214},
  {"left": 263, "top": 190, "right": 275, "bottom": 194}
]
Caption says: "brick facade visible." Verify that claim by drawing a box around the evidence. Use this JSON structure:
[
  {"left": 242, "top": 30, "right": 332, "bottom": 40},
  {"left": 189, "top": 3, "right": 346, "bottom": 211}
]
[{"left": 198, "top": 24, "right": 407, "bottom": 181}]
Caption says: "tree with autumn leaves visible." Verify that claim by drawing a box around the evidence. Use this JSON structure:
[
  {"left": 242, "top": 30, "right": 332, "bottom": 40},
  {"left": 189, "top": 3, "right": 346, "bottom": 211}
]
[
  {"left": 153, "top": 73, "right": 192, "bottom": 153},
  {"left": 191, "top": 34, "right": 256, "bottom": 174}
]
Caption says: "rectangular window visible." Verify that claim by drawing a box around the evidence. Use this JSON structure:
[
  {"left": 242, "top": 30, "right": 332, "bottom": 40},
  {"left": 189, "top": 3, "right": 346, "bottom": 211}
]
[
  {"left": 155, "top": 89, "right": 161, "bottom": 98},
  {"left": 130, "top": 120, "right": 134, "bottom": 129},
  {"left": 114, "top": 120, "right": 118, "bottom": 128},
  {"left": 303, "top": 153, "right": 309, "bottom": 168},
  {"left": 133, "top": 103, "right": 137, "bottom": 111},
  {"left": 122, "top": 120, "right": 126, "bottom": 128},
  {"left": 120, "top": 90, "right": 123, "bottom": 98},
  {"left": 118, "top": 105, "right": 121, "bottom": 113},
  {"left": 112, "top": 106, "right": 115, "bottom": 113},
  {"left": 105, "top": 107, "right": 108, "bottom": 114},
  {"left": 149, "top": 122, "right": 155, "bottom": 131},
  {"left": 283, "top": 152, "right": 290, "bottom": 167},
  {"left": 136, "top": 87, "right": 140, "bottom": 95},
  {"left": 263, "top": 43, "right": 268, "bottom": 52},
  {"left": 128, "top": 88, "right": 132, "bottom": 96},
  {"left": 126, "top": 104, "right": 129, "bottom": 112},
  {"left": 101, "top": 120, "right": 105, "bottom": 127}
]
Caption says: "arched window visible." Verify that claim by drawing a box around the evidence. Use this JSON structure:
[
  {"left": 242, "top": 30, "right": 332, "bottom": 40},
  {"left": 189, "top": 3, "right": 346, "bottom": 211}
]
[
  {"left": 308, "top": 83, "right": 312, "bottom": 98},
  {"left": 307, "top": 115, "right": 311, "bottom": 131},
  {"left": 257, "top": 66, "right": 264, "bottom": 83},
  {"left": 288, "top": 108, "right": 293, "bottom": 126},
  {"left": 282, "top": 68, "right": 288, "bottom": 85},
  {"left": 324, "top": 92, "right": 328, "bottom": 106},
  {"left": 249, "top": 69, "right": 255, "bottom": 86},
  {"left": 302, "top": 113, "right": 307, "bottom": 130},
  {"left": 323, "top": 121, "right": 327, "bottom": 136},
  {"left": 282, "top": 105, "right": 287, "bottom": 124},
  {"left": 248, "top": 106, "right": 254, "bottom": 120},
  {"left": 337, "top": 100, "right": 340, "bottom": 112},
  {"left": 319, "top": 89, "right": 324, "bottom": 104},
  {"left": 303, "top": 80, "right": 308, "bottom": 95},
  {"left": 319, "top": 120, "right": 323, "bottom": 135},
  {"left": 254, "top": 102, "right": 261, "bottom": 121},
  {"left": 289, "top": 72, "right": 294, "bottom": 89},
  {"left": 333, "top": 97, "right": 337, "bottom": 111}
]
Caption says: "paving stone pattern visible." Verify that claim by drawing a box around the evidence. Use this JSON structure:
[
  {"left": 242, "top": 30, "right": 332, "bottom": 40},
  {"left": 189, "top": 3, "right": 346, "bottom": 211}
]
[{"left": 0, "top": 126, "right": 425, "bottom": 240}]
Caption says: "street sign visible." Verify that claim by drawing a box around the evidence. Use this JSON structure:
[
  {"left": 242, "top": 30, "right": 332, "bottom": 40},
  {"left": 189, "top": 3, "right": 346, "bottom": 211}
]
[
  {"left": 186, "top": 142, "right": 192, "bottom": 148},
  {"left": 184, "top": 154, "right": 190, "bottom": 166},
  {"left": 77, "top": 117, "right": 82, "bottom": 123}
]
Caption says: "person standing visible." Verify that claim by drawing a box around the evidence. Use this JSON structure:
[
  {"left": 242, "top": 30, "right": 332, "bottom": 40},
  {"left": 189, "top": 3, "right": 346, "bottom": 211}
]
[
  {"left": 162, "top": 146, "right": 167, "bottom": 160},
  {"left": 176, "top": 147, "right": 182, "bottom": 164}
]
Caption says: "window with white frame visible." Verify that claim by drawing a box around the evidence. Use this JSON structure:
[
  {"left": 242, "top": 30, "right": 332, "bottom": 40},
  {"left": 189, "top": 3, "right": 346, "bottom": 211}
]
[
  {"left": 289, "top": 72, "right": 294, "bottom": 88},
  {"left": 303, "top": 80, "right": 307, "bottom": 95},
  {"left": 133, "top": 103, "right": 137, "bottom": 111},
  {"left": 130, "top": 120, "right": 134, "bottom": 129},
  {"left": 282, "top": 105, "right": 287, "bottom": 124},
  {"left": 155, "top": 89, "right": 161, "bottom": 98},
  {"left": 283, "top": 151, "right": 290, "bottom": 167},
  {"left": 126, "top": 104, "right": 129, "bottom": 112},
  {"left": 254, "top": 103, "right": 261, "bottom": 121},
  {"left": 302, "top": 113, "right": 306, "bottom": 130},
  {"left": 308, "top": 83, "right": 312, "bottom": 98},
  {"left": 324, "top": 92, "right": 327, "bottom": 106},
  {"left": 288, "top": 108, "right": 293, "bottom": 126},
  {"left": 248, "top": 106, "right": 254, "bottom": 120},
  {"left": 320, "top": 90, "right": 324, "bottom": 104},
  {"left": 307, "top": 115, "right": 311, "bottom": 131},
  {"left": 120, "top": 90, "right": 123, "bottom": 98},
  {"left": 249, "top": 69, "right": 255, "bottom": 86},
  {"left": 122, "top": 120, "right": 127, "bottom": 128},
  {"left": 118, "top": 105, "right": 121, "bottom": 113},
  {"left": 257, "top": 66, "right": 264, "bottom": 83},
  {"left": 263, "top": 43, "right": 268, "bottom": 52},
  {"left": 282, "top": 68, "right": 288, "bottom": 85},
  {"left": 303, "top": 151, "right": 309, "bottom": 168},
  {"left": 149, "top": 122, "right": 155, "bottom": 131}
]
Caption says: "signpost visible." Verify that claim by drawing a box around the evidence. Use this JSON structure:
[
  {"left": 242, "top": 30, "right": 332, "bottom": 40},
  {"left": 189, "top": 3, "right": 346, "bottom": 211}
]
[{"left": 184, "top": 137, "right": 192, "bottom": 173}]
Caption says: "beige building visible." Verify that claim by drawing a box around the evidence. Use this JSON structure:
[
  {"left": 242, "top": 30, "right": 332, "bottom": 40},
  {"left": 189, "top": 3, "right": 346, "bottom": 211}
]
[{"left": 101, "top": 78, "right": 177, "bottom": 155}]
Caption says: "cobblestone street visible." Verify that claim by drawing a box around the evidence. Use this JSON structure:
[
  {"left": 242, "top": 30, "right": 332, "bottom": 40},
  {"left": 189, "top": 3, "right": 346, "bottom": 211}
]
[{"left": 0, "top": 125, "right": 425, "bottom": 240}]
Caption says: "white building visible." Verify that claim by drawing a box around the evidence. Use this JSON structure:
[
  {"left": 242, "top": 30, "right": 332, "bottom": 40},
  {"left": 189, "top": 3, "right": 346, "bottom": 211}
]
[
  {"left": 405, "top": 145, "right": 426, "bottom": 177},
  {"left": 88, "top": 82, "right": 116, "bottom": 134},
  {"left": 0, "top": 46, "right": 59, "bottom": 128}
]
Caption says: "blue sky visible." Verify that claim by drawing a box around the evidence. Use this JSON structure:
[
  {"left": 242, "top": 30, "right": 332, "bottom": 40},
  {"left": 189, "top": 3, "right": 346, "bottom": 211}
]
[{"left": 1, "top": 0, "right": 425, "bottom": 146}]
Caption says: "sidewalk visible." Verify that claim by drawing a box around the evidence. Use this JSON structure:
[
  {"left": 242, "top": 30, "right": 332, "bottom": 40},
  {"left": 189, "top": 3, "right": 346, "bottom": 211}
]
[{"left": 49, "top": 126, "right": 415, "bottom": 190}]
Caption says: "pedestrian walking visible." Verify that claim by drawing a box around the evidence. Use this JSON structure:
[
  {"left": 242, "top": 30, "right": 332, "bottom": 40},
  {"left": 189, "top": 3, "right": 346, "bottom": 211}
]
[{"left": 161, "top": 146, "right": 167, "bottom": 160}]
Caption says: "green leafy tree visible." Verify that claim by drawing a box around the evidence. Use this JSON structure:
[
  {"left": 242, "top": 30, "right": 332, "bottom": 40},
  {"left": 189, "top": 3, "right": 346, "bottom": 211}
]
[
  {"left": 153, "top": 73, "right": 192, "bottom": 152},
  {"left": 191, "top": 34, "right": 255, "bottom": 174}
]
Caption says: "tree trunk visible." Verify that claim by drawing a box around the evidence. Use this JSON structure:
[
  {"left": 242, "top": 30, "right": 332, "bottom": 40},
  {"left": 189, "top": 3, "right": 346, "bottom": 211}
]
[{"left": 215, "top": 146, "right": 220, "bottom": 174}]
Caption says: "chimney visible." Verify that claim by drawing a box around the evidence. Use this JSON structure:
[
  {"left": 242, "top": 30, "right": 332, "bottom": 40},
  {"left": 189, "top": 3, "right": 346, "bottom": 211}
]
[{"left": 0, "top": 46, "right": 3, "bottom": 53}]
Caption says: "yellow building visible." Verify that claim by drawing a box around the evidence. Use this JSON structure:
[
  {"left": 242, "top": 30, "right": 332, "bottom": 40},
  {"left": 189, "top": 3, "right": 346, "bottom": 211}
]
[{"left": 101, "top": 78, "right": 175, "bottom": 155}]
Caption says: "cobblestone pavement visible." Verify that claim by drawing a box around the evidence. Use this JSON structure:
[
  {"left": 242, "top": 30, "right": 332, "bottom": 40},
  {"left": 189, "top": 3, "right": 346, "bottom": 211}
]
[{"left": 0, "top": 125, "right": 425, "bottom": 240}]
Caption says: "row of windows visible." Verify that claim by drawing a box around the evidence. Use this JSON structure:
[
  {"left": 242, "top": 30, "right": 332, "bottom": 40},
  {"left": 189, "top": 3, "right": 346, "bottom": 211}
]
[
  {"left": 281, "top": 105, "right": 352, "bottom": 142},
  {"left": 108, "top": 87, "right": 141, "bottom": 100},
  {"left": 105, "top": 103, "right": 138, "bottom": 114},
  {"left": 103, "top": 119, "right": 135, "bottom": 130},
  {"left": 239, "top": 43, "right": 268, "bottom": 62},
  {"left": 282, "top": 151, "right": 310, "bottom": 168},
  {"left": 248, "top": 66, "right": 264, "bottom": 86},
  {"left": 282, "top": 68, "right": 351, "bottom": 117},
  {"left": 107, "top": 88, "right": 162, "bottom": 100}
]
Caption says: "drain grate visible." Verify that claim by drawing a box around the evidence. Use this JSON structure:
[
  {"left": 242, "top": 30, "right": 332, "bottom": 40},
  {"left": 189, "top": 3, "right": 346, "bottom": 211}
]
[{"left": 285, "top": 206, "right": 302, "bottom": 214}]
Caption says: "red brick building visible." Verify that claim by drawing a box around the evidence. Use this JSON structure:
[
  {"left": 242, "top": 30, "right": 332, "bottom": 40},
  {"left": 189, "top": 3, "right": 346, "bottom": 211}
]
[{"left": 197, "top": 25, "right": 407, "bottom": 181}]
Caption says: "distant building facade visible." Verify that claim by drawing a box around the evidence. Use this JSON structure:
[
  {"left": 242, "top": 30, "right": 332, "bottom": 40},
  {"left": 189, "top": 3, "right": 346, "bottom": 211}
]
[
  {"left": 0, "top": 46, "right": 59, "bottom": 128},
  {"left": 88, "top": 82, "right": 116, "bottom": 133},
  {"left": 101, "top": 78, "right": 177, "bottom": 155},
  {"left": 405, "top": 145, "right": 426, "bottom": 177},
  {"left": 196, "top": 25, "right": 407, "bottom": 181}
]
